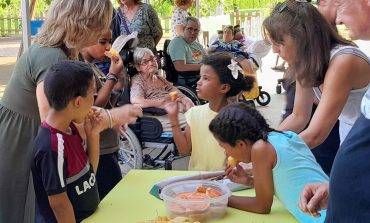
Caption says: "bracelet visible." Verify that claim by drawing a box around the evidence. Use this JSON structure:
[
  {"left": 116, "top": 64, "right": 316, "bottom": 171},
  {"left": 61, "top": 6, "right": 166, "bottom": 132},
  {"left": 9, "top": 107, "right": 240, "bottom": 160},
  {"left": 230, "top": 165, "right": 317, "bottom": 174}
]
[
  {"left": 106, "top": 73, "right": 118, "bottom": 83},
  {"left": 105, "top": 109, "right": 113, "bottom": 129}
]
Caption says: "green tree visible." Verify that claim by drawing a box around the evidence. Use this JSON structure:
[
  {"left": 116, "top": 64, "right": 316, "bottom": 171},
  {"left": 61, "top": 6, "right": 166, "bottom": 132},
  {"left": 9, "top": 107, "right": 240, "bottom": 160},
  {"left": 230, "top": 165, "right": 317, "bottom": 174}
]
[
  {"left": 151, "top": 0, "right": 281, "bottom": 17},
  {"left": 0, "top": 0, "right": 281, "bottom": 18}
]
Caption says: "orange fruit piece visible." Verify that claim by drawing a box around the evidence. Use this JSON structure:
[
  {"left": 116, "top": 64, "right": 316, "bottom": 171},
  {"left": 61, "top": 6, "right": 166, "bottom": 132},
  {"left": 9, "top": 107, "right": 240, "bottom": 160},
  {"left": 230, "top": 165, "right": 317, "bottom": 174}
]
[
  {"left": 196, "top": 186, "right": 207, "bottom": 193},
  {"left": 169, "top": 91, "right": 179, "bottom": 102},
  {"left": 110, "top": 49, "right": 119, "bottom": 57},
  {"left": 205, "top": 188, "right": 222, "bottom": 198},
  {"left": 227, "top": 156, "right": 237, "bottom": 168}
]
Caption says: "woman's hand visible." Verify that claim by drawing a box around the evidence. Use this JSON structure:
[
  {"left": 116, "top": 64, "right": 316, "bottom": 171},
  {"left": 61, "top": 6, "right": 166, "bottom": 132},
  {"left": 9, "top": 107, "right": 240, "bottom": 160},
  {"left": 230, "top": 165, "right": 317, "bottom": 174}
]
[
  {"left": 225, "top": 163, "right": 254, "bottom": 187},
  {"left": 110, "top": 104, "right": 143, "bottom": 127},
  {"left": 299, "top": 182, "right": 329, "bottom": 217}
]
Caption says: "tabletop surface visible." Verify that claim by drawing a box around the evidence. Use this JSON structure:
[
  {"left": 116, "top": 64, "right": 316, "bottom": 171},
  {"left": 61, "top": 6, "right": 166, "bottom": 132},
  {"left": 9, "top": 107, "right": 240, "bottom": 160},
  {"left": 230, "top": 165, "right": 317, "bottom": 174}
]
[{"left": 83, "top": 169, "right": 298, "bottom": 223}]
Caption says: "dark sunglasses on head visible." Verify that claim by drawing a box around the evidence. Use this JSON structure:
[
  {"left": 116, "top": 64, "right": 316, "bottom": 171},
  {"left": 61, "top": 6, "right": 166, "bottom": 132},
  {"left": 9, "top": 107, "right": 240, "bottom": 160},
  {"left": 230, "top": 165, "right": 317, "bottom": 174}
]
[{"left": 275, "top": 0, "right": 310, "bottom": 13}]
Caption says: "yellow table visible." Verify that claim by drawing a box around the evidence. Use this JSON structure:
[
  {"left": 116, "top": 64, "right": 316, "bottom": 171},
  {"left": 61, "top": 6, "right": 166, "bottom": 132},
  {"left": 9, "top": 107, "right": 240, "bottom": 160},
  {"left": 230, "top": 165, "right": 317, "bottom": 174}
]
[{"left": 84, "top": 170, "right": 298, "bottom": 223}]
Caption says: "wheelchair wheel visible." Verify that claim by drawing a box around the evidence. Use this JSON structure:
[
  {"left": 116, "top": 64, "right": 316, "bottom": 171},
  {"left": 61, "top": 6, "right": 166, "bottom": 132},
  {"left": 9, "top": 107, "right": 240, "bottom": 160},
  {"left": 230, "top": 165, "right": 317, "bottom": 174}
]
[
  {"left": 118, "top": 127, "right": 143, "bottom": 175},
  {"left": 256, "top": 91, "right": 271, "bottom": 106},
  {"left": 176, "top": 85, "right": 202, "bottom": 105}
]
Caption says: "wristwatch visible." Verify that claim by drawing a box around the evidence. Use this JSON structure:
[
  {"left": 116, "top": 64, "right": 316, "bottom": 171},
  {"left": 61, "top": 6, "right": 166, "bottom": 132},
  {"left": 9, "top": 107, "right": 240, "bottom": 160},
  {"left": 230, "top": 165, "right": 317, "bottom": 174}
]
[{"left": 106, "top": 73, "right": 118, "bottom": 83}]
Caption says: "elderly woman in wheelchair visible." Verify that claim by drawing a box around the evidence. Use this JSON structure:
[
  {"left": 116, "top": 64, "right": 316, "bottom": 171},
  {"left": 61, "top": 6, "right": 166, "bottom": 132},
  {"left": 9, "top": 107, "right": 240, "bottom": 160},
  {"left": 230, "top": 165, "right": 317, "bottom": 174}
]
[
  {"left": 130, "top": 47, "right": 194, "bottom": 124},
  {"left": 117, "top": 48, "right": 195, "bottom": 172}
]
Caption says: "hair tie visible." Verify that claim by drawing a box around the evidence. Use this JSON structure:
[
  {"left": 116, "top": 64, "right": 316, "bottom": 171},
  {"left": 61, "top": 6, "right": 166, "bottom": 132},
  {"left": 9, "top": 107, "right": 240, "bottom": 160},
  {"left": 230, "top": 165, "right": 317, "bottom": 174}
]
[{"left": 227, "top": 59, "right": 243, "bottom": 79}]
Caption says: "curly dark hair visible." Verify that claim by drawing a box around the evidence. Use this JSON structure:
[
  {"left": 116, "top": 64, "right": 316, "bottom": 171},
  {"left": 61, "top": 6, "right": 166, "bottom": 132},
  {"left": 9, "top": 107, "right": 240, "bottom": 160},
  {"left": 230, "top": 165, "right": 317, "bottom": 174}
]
[
  {"left": 202, "top": 52, "right": 255, "bottom": 97},
  {"left": 209, "top": 102, "right": 275, "bottom": 146}
]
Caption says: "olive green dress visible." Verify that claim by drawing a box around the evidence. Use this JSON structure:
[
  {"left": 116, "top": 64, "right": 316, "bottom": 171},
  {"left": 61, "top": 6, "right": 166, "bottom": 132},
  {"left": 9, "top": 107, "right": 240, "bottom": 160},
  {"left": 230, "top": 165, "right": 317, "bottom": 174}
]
[{"left": 0, "top": 44, "right": 68, "bottom": 222}]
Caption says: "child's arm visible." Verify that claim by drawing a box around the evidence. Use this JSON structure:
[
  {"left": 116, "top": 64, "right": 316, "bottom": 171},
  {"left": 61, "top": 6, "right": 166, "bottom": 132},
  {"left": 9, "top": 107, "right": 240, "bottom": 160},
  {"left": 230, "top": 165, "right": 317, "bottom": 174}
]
[
  {"left": 35, "top": 142, "right": 78, "bottom": 222},
  {"left": 175, "top": 89, "right": 194, "bottom": 112},
  {"left": 172, "top": 124, "right": 192, "bottom": 156},
  {"left": 165, "top": 101, "right": 192, "bottom": 156},
  {"left": 94, "top": 55, "right": 124, "bottom": 107},
  {"left": 48, "top": 193, "right": 76, "bottom": 223},
  {"left": 84, "top": 111, "right": 104, "bottom": 173},
  {"left": 225, "top": 163, "right": 253, "bottom": 186},
  {"left": 86, "top": 133, "right": 100, "bottom": 173},
  {"left": 94, "top": 77, "right": 117, "bottom": 108},
  {"left": 228, "top": 140, "right": 275, "bottom": 214}
]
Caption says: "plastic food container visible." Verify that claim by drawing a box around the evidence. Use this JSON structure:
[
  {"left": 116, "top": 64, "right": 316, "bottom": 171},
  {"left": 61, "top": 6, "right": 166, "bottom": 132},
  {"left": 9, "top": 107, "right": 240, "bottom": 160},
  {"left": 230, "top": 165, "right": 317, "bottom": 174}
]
[{"left": 160, "top": 180, "right": 231, "bottom": 222}]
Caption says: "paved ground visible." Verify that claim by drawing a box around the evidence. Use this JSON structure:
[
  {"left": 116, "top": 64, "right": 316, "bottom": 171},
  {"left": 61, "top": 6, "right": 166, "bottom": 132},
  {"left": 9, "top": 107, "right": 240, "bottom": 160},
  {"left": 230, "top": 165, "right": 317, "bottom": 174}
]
[
  {"left": 0, "top": 37, "right": 21, "bottom": 57},
  {"left": 0, "top": 57, "right": 16, "bottom": 98}
]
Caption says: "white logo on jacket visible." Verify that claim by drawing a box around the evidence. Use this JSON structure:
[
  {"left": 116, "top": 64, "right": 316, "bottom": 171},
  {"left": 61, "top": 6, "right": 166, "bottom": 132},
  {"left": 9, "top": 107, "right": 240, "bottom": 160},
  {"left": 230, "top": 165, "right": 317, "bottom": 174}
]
[{"left": 75, "top": 173, "right": 96, "bottom": 195}]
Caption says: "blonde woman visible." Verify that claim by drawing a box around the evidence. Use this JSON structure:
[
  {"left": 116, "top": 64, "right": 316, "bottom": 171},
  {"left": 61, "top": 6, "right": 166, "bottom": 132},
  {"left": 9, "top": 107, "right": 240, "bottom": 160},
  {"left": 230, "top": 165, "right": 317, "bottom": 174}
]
[{"left": 0, "top": 1, "right": 138, "bottom": 222}]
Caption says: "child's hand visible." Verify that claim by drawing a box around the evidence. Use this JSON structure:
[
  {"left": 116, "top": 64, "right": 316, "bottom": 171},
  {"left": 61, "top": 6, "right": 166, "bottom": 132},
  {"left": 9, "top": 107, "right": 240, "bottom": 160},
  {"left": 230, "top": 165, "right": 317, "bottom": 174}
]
[
  {"left": 164, "top": 100, "right": 180, "bottom": 119},
  {"left": 225, "top": 163, "right": 254, "bottom": 187},
  {"left": 84, "top": 110, "right": 104, "bottom": 136},
  {"left": 107, "top": 52, "right": 124, "bottom": 78}
]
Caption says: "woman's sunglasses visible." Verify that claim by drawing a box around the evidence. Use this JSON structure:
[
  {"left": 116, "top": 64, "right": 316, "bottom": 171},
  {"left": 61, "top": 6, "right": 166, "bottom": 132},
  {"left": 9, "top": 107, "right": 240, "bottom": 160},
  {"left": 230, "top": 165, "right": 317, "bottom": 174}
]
[{"left": 275, "top": 0, "right": 310, "bottom": 13}]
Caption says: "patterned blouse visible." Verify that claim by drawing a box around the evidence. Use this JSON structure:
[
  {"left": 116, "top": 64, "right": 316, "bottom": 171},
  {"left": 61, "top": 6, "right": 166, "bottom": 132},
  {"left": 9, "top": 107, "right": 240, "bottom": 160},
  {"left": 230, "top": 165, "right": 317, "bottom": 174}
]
[
  {"left": 171, "top": 7, "right": 190, "bottom": 38},
  {"left": 117, "top": 3, "right": 163, "bottom": 52},
  {"left": 130, "top": 73, "right": 193, "bottom": 113}
]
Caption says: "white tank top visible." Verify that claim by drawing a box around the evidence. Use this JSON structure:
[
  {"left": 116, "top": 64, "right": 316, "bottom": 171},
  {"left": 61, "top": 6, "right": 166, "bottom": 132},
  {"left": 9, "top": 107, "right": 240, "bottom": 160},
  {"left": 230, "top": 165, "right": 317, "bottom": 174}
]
[{"left": 312, "top": 45, "right": 370, "bottom": 143}]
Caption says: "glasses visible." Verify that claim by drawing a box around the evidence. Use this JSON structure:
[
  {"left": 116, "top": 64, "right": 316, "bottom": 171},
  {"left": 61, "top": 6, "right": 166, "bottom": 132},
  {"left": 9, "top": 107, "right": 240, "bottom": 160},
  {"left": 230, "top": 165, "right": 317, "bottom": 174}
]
[
  {"left": 140, "top": 57, "right": 156, "bottom": 66},
  {"left": 185, "top": 27, "right": 200, "bottom": 33},
  {"left": 275, "top": 0, "right": 309, "bottom": 13}
]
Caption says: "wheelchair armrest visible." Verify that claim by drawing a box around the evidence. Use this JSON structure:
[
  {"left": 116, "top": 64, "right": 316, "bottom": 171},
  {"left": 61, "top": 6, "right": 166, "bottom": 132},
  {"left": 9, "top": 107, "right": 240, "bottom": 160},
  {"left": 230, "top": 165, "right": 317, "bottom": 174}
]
[{"left": 142, "top": 107, "right": 167, "bottom": 116}]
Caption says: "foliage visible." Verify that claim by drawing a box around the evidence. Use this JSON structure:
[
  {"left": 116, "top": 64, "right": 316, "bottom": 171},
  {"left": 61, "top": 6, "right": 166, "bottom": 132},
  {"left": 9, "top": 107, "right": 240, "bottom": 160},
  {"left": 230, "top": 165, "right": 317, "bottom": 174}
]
[
  {"left": 153, "top": 0, "right": 281, "bottom": 17},
  {"left": 0, "top": 0, "right": 50, "bottom": 17},
  {"left": 0, "top": 0, "right": 281, "bottom": 18}
]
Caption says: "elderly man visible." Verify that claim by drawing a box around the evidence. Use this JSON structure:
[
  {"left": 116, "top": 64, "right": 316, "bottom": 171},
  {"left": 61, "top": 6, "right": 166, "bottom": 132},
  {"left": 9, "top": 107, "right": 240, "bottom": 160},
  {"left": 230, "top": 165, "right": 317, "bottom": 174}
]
[
  {"left": 167, "top": 16, "right": 205, "bottom": 74},
  {"left": 299, "top": 0, "right": 370, "bottom": 222},
  {"left": 316, "top": 0, "right": 337, "bottom": 27}
]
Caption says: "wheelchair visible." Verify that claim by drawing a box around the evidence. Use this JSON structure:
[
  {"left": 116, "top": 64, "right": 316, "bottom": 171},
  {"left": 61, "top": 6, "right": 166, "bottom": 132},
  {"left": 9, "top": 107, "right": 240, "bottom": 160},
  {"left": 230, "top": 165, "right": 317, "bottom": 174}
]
[
  {"left": 116, "top": 46, "right": 199, "bottom": 173},
  {"left": 116, "top": 83, "right": 184, "bottom": 173}
]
